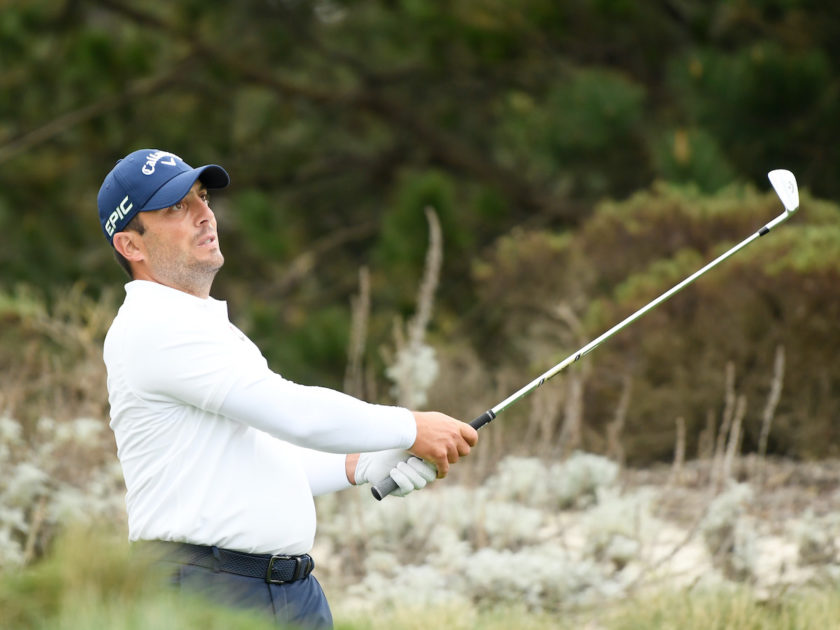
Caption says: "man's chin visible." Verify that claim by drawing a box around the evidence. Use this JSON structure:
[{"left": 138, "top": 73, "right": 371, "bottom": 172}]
[{"left": 204, "top": 251, "right": 224, "bottom": 271}]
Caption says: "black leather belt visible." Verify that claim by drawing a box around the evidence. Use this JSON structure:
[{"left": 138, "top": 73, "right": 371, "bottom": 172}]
[{"left": 153, "top": 541, "right": 315, "bottom": 585}]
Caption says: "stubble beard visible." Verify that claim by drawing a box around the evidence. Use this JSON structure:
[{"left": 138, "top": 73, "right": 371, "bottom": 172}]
[{"left": 149, "top": 242, "right": 225, "bottom": 298}]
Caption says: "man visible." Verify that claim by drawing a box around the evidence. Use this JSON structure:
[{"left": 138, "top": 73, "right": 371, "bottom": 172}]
[{"left": 97, "top": 149, "right": 478, "bottom": 629}]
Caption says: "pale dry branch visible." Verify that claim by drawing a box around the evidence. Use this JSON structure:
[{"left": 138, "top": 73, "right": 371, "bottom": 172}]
[
  {"left": 722, "top": 395, "right": 747, "bottom": 484},
  {"left": 559, "top": 373, "right": 585, "bottom": 457},
  {"left": 344, "top": 267, "right": 371, "bottom": 398},
  {"left": 758, "top": 345, "right": 786, "bottom": 460},
  {"left": 525, "top": 384, "right": 565, "bottom": 457},
  {"left": 22, "top": 496, "right": 49, "bottom": 565},
  {"left": 711, "top": 362, "right": 737, "bottom": 489},
  {"left": 669, "top": 416, "right": 686, "bottom": 486},
  {"left": 407, "top": 207, "right": 443, "bottom": 349},
  {"left": 384, "top": 207, "right": 443, "bottom": 408},
  {"left": 697, "top": 409, "right": 716, "bottom": 461},
  {"left": 606, "top": 375, "right": 632, "bottom": 466}
]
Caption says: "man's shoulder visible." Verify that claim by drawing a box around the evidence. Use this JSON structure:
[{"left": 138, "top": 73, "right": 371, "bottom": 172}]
[{"left": 107, "top": 282, "right": 221, "bottom": 348}]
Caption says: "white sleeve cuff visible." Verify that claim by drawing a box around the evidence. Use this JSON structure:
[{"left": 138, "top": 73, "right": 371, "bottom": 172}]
[{"left": 295, "top": 448, "right": 352, "bottom": 496}]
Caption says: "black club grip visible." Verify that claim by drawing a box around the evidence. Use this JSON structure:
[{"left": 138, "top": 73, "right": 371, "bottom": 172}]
[
  {"left": 370, "top": 475, "right": 398, "bottom": 501},
  {"left": 370, "top": 409, "right": 496, "bottom": 501}
]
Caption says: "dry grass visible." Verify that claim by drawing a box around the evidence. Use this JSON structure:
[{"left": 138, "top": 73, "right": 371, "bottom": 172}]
[
  {"left": 5, "top": 526, "right": 839, "bottom": 630},
  {"left": 0, "top": 284, "right": 115, "bottom": 427}
]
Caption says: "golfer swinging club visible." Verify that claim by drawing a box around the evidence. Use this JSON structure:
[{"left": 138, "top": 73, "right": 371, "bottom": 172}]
[{"left": 98, "top": 148, "right": 478, "bottom": 629}]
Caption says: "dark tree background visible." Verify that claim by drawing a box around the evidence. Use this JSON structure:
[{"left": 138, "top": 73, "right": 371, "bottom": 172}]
[{"left": 2, "top": 1, "right": 838, "bottom": 461}]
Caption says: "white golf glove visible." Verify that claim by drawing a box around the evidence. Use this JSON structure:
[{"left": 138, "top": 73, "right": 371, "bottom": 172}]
[{"left": 354, "top": 449, "right": 437, "bottom": 497}]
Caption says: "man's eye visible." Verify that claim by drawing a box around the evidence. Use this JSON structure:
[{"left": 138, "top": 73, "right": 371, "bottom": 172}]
[{"left": 173, "top": 202, "right": 184, "bottom": 210}]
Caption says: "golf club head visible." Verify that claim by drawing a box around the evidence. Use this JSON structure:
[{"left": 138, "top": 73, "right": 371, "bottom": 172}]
[{"left": 768, "top": 169, "right": 799, "bottom": 212}]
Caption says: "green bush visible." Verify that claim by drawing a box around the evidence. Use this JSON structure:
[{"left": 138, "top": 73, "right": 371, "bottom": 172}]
[{"left": 471, "top": 183, "right": 840, "bottom": 461}]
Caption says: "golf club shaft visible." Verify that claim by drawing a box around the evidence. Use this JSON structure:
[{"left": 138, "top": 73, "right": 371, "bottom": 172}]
[{"left": 372, "top": 207, "right": 795, "bottom": 501}]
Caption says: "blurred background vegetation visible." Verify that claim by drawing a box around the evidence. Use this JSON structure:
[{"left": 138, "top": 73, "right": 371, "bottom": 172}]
[{"left": 1, "top": 0, "right": 838, "bottom": 464}]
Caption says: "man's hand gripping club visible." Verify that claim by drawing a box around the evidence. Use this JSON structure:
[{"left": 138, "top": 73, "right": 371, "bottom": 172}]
[{"left": 350, "top": 411, "right": 478, "bottom": 497}]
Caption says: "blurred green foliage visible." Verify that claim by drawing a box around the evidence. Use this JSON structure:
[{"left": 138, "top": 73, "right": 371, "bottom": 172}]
[
  {"left": 1, "top": 1, "right": 838, "bottom": 460},
  {"left": 0, "top": 526, "right": 278, "bottom": 629},
  {"left": 472, "top": 184, "right": 840, "bottom": 461}
]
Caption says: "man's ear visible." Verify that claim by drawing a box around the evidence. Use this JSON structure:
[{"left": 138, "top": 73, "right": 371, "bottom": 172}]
[{"left": 113, "top": 231, "right": 144, "bottom": 262}]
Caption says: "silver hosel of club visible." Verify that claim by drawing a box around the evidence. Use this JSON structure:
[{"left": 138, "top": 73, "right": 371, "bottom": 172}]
[{"left": 759, "top": 208, "right": 795, "bottom": 237}]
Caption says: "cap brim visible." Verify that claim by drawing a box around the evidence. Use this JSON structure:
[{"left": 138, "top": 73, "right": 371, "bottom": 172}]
[{"left": 140, "top": 164, "right": 230, "bottom": 212}]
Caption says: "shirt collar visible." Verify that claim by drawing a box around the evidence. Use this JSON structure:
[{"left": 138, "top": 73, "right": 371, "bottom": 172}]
[{"left": 124, "top": 280, "right": 229, "bottom": 319}]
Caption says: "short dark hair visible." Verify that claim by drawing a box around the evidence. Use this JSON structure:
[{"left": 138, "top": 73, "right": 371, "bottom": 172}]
[{"left": 113, "top": 213, "right": 146, "bottom": 278}]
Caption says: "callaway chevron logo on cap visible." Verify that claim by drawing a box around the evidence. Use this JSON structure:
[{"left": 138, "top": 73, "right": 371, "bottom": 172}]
[{"left": 97, "top": 148, "right": 230, "bottom": 243}]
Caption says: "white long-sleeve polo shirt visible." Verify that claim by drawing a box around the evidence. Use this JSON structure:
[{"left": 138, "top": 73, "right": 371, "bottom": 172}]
[{"left": 104, "top": 280, "right": 416, "bottom": 555}]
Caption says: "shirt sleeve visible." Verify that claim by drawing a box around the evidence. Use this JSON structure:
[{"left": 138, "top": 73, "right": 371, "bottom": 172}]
[
  {"left": 124, "top": 311, "right": 417, "bottom": 454},
  {"left": 218, "top": 371, "right": 417, "bottom": 453},
  {"left": 291, "top": 447, "right": 353, "bottom": 496}
]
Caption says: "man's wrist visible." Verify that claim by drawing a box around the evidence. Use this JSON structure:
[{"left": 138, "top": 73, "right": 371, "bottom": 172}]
[{"left": 345, "top": 453, "right": 360, "bottom": 485}]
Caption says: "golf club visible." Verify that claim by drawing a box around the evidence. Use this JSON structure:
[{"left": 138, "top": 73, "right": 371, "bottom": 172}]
[{"left": 372, "top": 170, "right": 800, "bottom": 500}]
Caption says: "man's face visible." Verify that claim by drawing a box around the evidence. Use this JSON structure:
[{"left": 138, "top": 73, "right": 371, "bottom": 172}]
[{"left": 129, "top": 180, "right": 224, "bottom": 296}]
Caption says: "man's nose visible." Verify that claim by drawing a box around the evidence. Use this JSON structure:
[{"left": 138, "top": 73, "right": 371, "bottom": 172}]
[{"left": 195, "top": 197, "right": 215, "bottom": 224}]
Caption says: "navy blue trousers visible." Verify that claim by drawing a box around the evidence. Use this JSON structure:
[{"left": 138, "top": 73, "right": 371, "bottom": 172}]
[{"left": 170, "top": 561, "right": 334, "bottom": 629}]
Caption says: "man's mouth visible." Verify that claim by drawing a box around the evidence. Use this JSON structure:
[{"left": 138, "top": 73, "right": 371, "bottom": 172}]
[{"left": 197, "top": 234, "right": 217, "bottom": 247}]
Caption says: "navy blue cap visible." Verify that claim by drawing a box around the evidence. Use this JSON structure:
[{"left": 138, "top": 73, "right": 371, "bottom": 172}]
[{"left": 97, "top": 149, "right": 230, "bottom": 243}]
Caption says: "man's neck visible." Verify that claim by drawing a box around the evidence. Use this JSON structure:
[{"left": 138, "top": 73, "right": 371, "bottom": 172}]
[{"left": 131, "top": 268, "right": 215, "bottom": 299}]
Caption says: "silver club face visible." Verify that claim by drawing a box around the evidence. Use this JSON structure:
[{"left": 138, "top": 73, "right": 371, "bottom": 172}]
[{"left": 768, "top": 169, "right": 799, "bottom": 212}]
